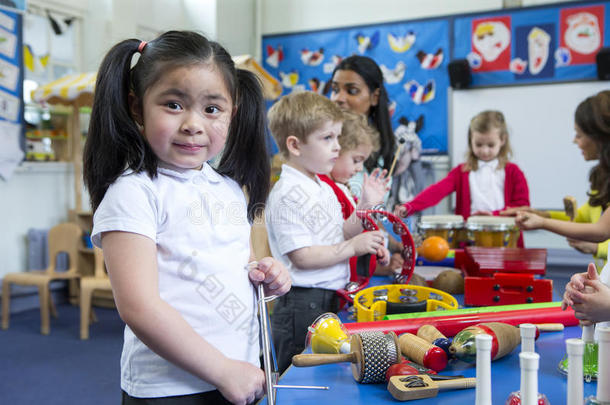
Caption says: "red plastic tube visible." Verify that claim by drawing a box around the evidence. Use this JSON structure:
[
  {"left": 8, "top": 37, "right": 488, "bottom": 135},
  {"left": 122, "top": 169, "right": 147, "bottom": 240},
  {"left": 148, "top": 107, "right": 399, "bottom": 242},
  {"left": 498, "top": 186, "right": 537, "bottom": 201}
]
[{"left": 344, "top": 306, "right": 578, "bottom": 337}]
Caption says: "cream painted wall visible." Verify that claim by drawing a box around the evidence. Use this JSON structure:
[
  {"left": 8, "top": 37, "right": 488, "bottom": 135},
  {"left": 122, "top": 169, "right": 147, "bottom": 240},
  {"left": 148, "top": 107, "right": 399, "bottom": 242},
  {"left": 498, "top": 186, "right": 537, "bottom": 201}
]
[
  {"left": 261, "top": 0, "right": 502, "bottom": 34},
  {"left": 0, "top": 163, "right": 76, "bottom": 275},
  {"left": 0, "top": 0, "right": 218, "bottom": 280}
]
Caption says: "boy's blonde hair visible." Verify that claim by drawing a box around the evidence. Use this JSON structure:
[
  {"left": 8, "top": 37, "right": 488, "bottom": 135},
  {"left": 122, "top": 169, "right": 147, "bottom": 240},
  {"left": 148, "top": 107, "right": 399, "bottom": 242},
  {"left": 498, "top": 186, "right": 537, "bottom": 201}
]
[
  {"left": 339, "top": 110, "right": 380, "bottom": 154},
  {"left": 464, "top": 110, "right": 513, "bottom": 171},
  {"left": 268, "top": 91, "right": 344, "bottom": 158}
]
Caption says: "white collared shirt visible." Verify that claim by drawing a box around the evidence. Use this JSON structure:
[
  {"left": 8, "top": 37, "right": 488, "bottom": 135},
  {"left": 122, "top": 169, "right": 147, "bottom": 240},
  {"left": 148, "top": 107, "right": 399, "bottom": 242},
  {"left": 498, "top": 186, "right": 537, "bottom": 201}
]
[
  {"left": 266, "top": 164, "right": 349, "bottom": 290},
  {"left": 469, "top": 158, "right": 505, "bottom": 213},
  {"left": 91, "top": 163, "right": 258, "bottom": 397}
]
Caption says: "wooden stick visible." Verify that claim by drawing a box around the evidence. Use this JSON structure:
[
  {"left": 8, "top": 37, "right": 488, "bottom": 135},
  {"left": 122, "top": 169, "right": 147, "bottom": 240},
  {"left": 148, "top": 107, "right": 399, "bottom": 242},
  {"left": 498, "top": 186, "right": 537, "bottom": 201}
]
[{"left": 388, "top": 138, "right": 405, "bottom": 177}]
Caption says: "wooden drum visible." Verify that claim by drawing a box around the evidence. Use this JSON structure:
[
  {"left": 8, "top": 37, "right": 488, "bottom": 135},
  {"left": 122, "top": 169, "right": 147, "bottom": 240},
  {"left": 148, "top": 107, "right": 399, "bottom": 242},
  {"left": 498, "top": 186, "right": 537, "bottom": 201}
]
[
  {"left": 466, "top": 216, "right": 519, "bottom": 248},
  {"left": 418, "top": 215, "right": 464, "bottom": 248}
]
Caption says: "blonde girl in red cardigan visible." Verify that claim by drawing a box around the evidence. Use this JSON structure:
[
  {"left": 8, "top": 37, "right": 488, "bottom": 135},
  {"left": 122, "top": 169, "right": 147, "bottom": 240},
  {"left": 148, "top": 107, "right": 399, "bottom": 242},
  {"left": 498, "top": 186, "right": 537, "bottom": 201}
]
[{"left": 394, "top": 110, "right": 530, "bottom": 246}]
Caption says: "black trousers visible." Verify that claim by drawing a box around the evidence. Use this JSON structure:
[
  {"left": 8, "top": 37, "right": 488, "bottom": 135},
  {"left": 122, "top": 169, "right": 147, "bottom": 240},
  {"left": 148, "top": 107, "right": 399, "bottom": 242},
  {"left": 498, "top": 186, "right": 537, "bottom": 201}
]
[
  {"left": 270, "top": 286, "right": 340, "bottom": 374},
  {"left": 122, "top": 390, "right": 232, "bottom": 405}
]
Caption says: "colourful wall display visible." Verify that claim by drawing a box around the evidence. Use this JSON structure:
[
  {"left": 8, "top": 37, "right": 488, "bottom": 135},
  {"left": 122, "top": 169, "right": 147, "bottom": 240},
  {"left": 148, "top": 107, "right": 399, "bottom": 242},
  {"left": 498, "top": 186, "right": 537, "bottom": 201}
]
[
  {"left": 263, "top": 18, "right": 450, "bottom": 154},
  {"left": 263, "top": 1, "right": 610, "bottom": 158},
  {"left": 453, "top": 1, "right": 610, "bottom": 86}
]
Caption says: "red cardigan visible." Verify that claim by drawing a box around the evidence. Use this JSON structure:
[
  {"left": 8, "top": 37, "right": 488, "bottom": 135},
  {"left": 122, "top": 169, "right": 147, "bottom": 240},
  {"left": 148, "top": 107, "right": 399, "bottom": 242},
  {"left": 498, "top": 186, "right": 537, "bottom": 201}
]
[
  {"left": 404, "top": 162, "right": 530, "bottom": 217},
  {"left": 404, "top": 162, "right": 530, "bottom": 246}
]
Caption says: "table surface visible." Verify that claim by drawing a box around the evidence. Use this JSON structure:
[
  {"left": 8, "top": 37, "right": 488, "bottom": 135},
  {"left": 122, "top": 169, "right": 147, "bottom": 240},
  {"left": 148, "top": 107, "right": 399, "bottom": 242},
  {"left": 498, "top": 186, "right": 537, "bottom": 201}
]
[
  {"left": 263, "top": 325, "right": 596, "bottom": 404},
  {"left": 261, "top": 272, "right": 597, "bottom": 404}
]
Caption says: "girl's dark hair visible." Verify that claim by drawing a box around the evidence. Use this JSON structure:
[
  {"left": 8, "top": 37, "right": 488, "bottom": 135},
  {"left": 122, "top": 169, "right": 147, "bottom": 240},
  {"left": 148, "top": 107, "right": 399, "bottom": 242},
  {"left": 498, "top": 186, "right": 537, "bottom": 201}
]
[
  {"left": 83, "top": 30, "right": 269, "bottom": 222},
  {"left": 576, "top": 90, "right": 610, "bottom": 208},
  {"left": 331, "top": 55, "right": 395, "bottom": 172}
]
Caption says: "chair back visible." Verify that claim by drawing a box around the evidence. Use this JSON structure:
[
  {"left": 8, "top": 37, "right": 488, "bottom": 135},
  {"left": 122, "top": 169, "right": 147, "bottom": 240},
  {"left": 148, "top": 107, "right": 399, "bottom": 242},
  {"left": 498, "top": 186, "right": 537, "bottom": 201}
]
[
  {"left": 92, "top": 247, "right": 108, "bottom": 278},
  {"left": 47, "top": 222, "right": 82, "bottom": 275}
]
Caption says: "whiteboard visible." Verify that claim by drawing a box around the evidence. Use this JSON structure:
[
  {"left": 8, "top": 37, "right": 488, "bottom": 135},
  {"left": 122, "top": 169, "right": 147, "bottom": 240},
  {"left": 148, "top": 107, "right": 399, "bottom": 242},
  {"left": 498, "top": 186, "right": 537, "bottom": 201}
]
[{"left": 450, "top": 81, "right": 609, "bottom": 209}]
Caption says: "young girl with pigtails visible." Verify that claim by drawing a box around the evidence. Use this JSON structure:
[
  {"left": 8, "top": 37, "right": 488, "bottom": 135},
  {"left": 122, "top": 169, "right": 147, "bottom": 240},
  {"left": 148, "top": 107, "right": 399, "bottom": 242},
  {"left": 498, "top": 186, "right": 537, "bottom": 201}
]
[{"left": 84, "top": 31, "right": 291, "bottom": 405}]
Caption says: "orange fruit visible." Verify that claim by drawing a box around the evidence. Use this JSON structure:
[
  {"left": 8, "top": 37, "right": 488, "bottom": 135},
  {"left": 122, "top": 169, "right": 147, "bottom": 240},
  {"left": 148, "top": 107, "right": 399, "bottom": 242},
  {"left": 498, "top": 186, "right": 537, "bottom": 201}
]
[{"left": 419, "top": 236, "right": 450, "bottom": 262}]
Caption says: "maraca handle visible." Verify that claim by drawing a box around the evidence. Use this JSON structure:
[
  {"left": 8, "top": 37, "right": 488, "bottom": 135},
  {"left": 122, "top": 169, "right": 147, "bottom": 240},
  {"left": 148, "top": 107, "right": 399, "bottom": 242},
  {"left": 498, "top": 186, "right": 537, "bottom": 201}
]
[
  {"left": 534, "top": 323, "right": 564, "bottom": 332},
  {"left": 292, "top": 352, "right": 357, "bottom": 367},
  {"left": 438, "top": 377, "right": 477, "bottom": 391}
]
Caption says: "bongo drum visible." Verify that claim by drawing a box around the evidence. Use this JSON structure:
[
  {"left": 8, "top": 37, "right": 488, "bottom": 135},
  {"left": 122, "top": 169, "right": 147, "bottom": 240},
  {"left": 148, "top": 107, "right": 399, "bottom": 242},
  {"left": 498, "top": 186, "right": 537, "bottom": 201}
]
[
  {"left": 417, "top": 215, "right": 464, "bottom": 248},
  {"left": 466, "top": 216, "right": 519, "bottom": 248}
]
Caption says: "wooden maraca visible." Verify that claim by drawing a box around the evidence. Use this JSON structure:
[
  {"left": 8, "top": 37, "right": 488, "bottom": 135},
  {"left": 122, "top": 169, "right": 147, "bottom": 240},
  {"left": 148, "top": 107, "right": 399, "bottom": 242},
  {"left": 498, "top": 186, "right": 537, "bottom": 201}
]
[
  {"left": 292, "top": 331, "right": 401, "bottom": 383},
  {"left": 417, "top": 324, "right": 452, "bottom": 358},
  {"left": 563, "top": 195, "right": 578, "bottom": 221},
  {"left": 449, "top": 322, "right": 521, "bottom": 363},
  {"left": 399, "top": 333, "right": 447, "bottom": 372},
  {"left": 448, "top": 322, "right": 563, "bottom": 363}
]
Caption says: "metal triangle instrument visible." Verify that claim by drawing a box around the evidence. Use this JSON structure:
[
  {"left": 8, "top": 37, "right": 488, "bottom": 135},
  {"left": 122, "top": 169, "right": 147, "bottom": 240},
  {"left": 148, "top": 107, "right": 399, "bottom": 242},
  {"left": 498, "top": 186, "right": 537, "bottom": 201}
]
[{"left": 247, "top": 262, "right": 329, "bottom": 404}]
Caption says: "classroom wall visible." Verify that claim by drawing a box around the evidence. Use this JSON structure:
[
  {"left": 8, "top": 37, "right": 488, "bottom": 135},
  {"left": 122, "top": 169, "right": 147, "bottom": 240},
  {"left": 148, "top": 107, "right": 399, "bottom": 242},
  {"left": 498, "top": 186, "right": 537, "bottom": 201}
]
[
  {"left": 451, "top": 82, "right": 609, "bottom": 249},
  {"left": 0, "top": 0, "right": 594, "bottom": 281},
  {"left": 1, "top": 0, "right": 218, "bottom": 280}
]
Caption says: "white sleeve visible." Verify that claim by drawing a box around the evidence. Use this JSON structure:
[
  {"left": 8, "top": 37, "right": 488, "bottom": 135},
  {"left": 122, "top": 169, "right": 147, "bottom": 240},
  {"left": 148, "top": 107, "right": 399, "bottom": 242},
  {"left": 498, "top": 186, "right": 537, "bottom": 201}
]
[
  {"left": 266, "top": 196, "right": 314, "bottom": 256},
  {"left": 91, "top": 174, "right": 158, "bottom": 248}
]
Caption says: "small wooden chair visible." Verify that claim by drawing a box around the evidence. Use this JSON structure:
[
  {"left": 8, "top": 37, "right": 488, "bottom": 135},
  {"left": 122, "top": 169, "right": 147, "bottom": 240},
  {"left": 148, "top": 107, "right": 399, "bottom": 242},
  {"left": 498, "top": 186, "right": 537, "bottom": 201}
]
[
  {"left": 79, "top": 247, "right": 113, "bottom": 340},
  {"left": 251, "top": 213, "right": 272, "bottom": 260},
  {"left": 2, "top": 222, "right": 82, "bottom": 335}
]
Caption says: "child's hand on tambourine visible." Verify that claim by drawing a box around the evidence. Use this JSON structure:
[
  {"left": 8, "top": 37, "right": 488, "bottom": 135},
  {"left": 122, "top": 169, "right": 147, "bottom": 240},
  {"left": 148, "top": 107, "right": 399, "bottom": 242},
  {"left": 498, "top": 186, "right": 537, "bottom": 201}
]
[{"left": 376, "top": 246, "right": 391, "bottom": 266}]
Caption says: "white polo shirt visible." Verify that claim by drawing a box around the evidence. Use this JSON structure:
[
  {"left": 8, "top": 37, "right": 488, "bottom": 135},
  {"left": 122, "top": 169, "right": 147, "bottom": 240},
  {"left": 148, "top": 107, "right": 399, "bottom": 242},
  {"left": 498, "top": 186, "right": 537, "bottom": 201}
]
[
  {"left": 469, "top": 158, "right": 505, "bottom": 213},
  {"left": 91, "top": 163, "right": 258, "bottom": 398},
  {"left": 266, "top": 164, "right": 349, "bottom": 290}
]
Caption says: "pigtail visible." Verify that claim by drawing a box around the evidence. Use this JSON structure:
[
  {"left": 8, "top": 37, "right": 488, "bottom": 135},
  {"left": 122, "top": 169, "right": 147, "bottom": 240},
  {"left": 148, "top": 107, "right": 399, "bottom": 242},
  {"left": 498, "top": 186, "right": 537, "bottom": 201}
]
[
  {"left": 217, "top": 69, "right": 270, "bottom": 223},
  {"left": 83, "top": 39, "right": 157, "bottom": 211}
]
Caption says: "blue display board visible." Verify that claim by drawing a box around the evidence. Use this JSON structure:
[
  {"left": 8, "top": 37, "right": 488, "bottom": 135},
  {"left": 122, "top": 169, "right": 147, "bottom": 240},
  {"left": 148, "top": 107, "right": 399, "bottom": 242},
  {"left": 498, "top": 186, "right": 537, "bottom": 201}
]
[
  {"left": 0, "top": 9, "right": 23, "bottom": 124},
  {"left": 453, "top": 1, "right": 610, "bottom": 86},
  {"left": 263, "top": 18, "right": 450, "bottom": 154}
]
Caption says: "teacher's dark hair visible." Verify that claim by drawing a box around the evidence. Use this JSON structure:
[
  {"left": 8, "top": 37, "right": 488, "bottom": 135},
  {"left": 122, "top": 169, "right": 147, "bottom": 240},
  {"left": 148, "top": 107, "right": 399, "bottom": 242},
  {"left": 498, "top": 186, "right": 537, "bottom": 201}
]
[
  {"left": 331, "top": 55, "right": 395, "bottom": 171},
  {"left": 576, "top": 90, "right": 610, "bottom": 208}
]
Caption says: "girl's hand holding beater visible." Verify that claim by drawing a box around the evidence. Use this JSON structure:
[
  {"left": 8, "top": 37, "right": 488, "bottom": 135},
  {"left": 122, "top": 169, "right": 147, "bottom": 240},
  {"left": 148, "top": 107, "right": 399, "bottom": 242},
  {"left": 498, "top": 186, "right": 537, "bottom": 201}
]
[{"left": 247, "top": 257, "right": 291, "bottom": 297}]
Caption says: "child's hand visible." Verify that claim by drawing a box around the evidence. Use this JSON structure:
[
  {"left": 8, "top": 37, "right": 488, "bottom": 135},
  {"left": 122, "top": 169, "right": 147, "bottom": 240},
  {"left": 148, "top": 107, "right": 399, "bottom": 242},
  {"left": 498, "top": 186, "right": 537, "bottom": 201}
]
[
  {"left": 500, "top": 206, "right": 531, "bottom": 216},
  {"left": 376, "top": 246, "right": 391, "bottom": 266},
  {"left": 515, "top": 211, "right": 544, "bottom": 230},
  {"left": 216, "top": 358, "right": 265, "bottom": 405},
  {"left": 572, "top": 279, "right": 610, "bottom": 323},
  {"left": 389, "top": 252, "right": 404, "bottom": 270},
  {"left": 394, "top": 204, "right": 408, "bottom": 218},
  {"left": 247, "top": 257, "right": 291, "bottom": 297},
  {"left": 567, "top": 238, "right": 598, "bottom": 255},
  {"left": 561, "top": 263, "right": 597, "bottom": 309},
  {"left": 350, "top": 230, "right": 385, "bottom": 256},
  {"left": 471, "top": 210, "right": 492, "bottom": 216},
  {"left": 359, "top": 168, "right": 390, "bottom": 209}
]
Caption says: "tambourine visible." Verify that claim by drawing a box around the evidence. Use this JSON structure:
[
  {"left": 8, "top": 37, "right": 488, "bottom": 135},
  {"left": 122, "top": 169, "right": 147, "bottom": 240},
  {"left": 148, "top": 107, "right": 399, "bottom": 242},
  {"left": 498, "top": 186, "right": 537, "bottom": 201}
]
[{"left": 336, "top": 206, "right": 416, "bottom": 304}]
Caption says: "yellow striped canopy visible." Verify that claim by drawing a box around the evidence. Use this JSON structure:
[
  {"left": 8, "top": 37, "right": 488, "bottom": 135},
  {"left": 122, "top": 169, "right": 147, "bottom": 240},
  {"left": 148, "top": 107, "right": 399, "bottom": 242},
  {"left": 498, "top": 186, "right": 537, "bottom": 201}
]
[
  {"left": 30, "top": 55, "right": 281, "bottom": 107},
  {"left": 31, "top": 72, "right": 96, "bottom": 107}
]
